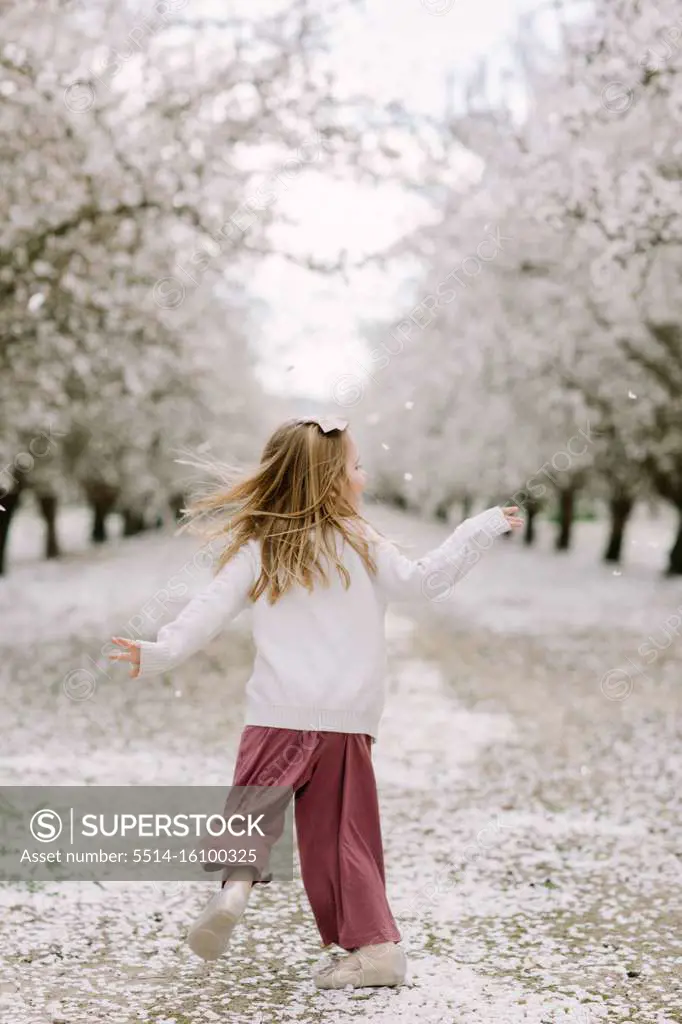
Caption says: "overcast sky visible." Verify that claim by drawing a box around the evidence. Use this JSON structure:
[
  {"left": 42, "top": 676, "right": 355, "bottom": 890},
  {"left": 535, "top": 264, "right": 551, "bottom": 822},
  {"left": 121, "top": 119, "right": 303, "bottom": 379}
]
[{"left": 250, "top": 0, "right": 555, "bottom": 402}]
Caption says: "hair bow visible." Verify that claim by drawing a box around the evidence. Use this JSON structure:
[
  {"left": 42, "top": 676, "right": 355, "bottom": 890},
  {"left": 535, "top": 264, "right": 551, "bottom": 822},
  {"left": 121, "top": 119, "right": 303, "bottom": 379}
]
[{"left": 299, "top": 415, "right": 348, "bottom": 434}]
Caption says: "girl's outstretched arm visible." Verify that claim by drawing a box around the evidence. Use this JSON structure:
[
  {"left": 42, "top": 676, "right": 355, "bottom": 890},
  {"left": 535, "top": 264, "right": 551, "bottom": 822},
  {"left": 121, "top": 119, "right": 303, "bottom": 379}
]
[
  {"left": 110, "top": 543, "right": 257, "bottom": 679},
  {"left": 368, "top": 506, "right": 521, "bottom": 604}
]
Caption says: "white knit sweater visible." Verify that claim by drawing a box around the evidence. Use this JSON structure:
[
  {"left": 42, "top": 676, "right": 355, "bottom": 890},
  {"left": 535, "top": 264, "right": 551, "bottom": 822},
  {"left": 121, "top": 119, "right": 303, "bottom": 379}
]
[{"left": 136, "top": 506, "right": 510, "bottom": 739}]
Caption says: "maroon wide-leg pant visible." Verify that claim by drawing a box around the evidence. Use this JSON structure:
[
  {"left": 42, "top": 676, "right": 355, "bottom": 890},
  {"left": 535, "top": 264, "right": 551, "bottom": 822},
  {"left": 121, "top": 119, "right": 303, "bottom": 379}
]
[{"left": 223, "top": 725, "right": 400, "bottom": 951}]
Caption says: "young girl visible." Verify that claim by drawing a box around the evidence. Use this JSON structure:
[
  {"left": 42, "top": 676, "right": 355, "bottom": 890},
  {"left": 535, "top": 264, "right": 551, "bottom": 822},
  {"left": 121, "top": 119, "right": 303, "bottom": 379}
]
[{"left": 110, "top": 416, "right": 522, "bottom": 990}]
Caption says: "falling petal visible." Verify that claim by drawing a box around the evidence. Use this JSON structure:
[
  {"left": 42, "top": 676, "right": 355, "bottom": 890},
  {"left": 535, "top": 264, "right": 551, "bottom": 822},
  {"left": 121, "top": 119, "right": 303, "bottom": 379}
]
[
  {"left": 628, "top": 390, "right": 637, "bottom": 399},
  {"left": 612, "top": 570, "right": 622, "bottom": 576},
  {"left": 381, "top": 443, "right": 390, "bottom": 450},
  {"left": 404, "top": 472, "right": 413, "bottom": 481},
  {"left": 405, "top": 401, "right": 414, "bottom": 410}
]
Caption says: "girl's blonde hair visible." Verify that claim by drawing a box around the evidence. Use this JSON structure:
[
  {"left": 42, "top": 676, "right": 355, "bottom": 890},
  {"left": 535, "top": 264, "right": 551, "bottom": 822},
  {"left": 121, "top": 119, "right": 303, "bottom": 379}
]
[{"left": 177, "top": 419, "right": 377, "bottom": 604}]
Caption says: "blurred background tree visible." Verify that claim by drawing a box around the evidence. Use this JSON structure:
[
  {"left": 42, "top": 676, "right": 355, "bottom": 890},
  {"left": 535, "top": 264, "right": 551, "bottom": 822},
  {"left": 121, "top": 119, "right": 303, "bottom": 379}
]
[
  {"left": 358, "top": 0, "right": 682, "bottom": 572},
  {"left": 2, "top": 0, "right": 681, "bottom": 576}
]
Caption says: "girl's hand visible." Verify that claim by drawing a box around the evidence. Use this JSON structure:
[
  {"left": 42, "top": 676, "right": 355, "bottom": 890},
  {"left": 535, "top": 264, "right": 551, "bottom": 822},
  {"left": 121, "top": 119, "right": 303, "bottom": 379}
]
[
  {"left": 501, "top": 505, "right": 524, "bottom": 529},
  {"left": 109, "top": 636, "right": 141, "bottom": 678}
]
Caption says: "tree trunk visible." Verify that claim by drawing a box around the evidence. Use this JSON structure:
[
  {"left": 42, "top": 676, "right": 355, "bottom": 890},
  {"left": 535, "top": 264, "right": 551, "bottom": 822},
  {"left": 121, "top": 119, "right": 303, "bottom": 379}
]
[
  {"left": 91, "top": 501, "right": 109, "bottom": 544},
  {"left": 36, "top": 493, "right": 61, "bottom": 560},
  {"left": 434, "top": 499, "right": 450, "bottom": 523},
  {"left": 169, "top": 491, "right": 186, "bottom": 523},
  {"left": 523, "top": 497, "right": 541, "bottom": 546},
  {"left": 122, "top": 509, "right": 146, "bottom": 536},
  {"left": 0, "top": 488, "right": 22, "bottom": 575},
  {"left": 666, "top": 508, "right": 682, "bottom": 576},
  {"left": 555, "top": 487, "right": 576, "bottom": 551},
  {"left": 87, "top": 483, "right": 118, "bottom": 544},
  {"left": 603, "top": 495, "right": 634, "bottom": 564}
]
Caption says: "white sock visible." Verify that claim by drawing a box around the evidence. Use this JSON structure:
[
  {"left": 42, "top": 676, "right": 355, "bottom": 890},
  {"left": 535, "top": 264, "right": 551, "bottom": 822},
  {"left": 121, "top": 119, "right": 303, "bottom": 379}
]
[
  {"left": 229, "top": 867, "right": 256, "bottom": 883},
  {"left": 222, "top": 878, "right": 252, "bottom": 909}
]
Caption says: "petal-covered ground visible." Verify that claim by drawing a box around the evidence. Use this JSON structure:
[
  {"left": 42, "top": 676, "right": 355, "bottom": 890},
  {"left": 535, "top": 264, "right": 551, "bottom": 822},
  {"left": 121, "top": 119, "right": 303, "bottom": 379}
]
[{"left": 0, "top": 505, "right": 680, "bottom": 1023}]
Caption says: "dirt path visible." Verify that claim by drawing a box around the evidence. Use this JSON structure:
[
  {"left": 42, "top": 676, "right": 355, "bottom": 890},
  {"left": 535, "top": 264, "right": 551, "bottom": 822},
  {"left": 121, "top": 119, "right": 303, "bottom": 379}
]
[{"left": 1, "top": 506, "right": 680, "bottom": 1023}]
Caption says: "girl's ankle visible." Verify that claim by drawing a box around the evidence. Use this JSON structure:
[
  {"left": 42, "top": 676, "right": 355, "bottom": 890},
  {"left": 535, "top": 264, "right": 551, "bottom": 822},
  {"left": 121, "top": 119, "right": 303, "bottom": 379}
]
[{"left": 231, "top": 866, "right": 256, "bottom": 882}]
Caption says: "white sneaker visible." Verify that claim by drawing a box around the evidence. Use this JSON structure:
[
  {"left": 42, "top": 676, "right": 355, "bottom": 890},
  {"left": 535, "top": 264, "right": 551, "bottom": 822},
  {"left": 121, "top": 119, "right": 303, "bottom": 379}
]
[
  {"left": 314, "top": 942, "right": 407, "bottom": 989},
  {"left": 187, "top": 881, "right": 251, "bottom": 961}
]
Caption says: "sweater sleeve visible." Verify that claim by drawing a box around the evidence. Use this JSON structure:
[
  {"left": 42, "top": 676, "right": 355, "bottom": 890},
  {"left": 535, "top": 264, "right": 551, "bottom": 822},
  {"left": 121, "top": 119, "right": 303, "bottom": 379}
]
[
  {"left": 135, "top": 543, "right": 257, "bottom": 678},
  {"left": 369, "top": 506, "right": 510, "bottom": 604}
]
